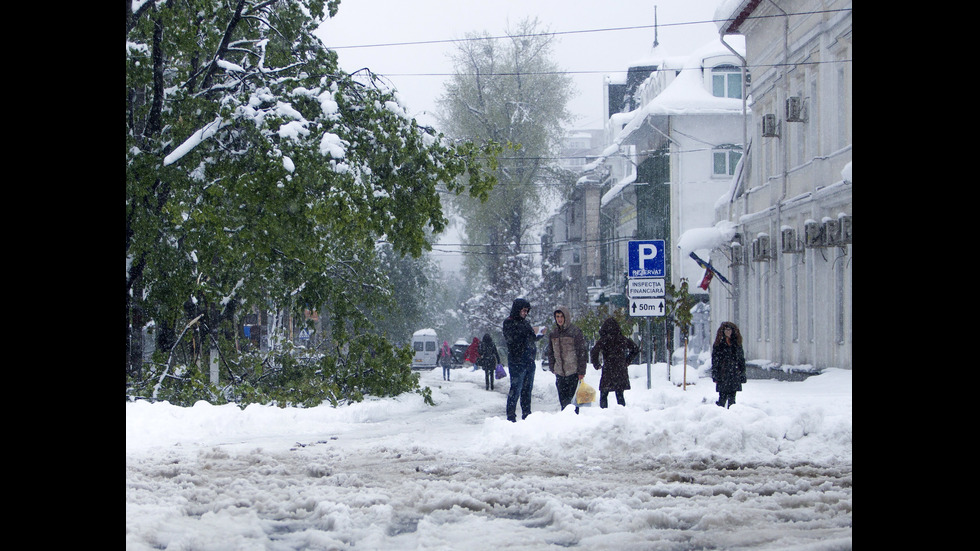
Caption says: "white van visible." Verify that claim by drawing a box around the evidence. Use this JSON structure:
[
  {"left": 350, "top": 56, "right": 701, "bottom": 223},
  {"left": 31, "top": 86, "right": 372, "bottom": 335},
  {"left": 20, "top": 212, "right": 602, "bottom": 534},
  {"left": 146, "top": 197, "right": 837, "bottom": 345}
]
[{"left": 411, "top": 329, "right": 439, "bottom": 369}]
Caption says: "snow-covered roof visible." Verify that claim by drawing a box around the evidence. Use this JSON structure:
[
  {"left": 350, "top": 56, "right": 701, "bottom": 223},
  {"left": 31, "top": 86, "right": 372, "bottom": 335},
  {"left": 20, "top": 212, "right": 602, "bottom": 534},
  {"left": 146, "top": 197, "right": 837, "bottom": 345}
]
[
  {"left": 600, "top": 172, "right": 637, "bottom": 207},
  {"left": 584, "top": 37, "right": 748, "bottom": 174},
  {"left": 628, "top": 36, "right": 746, "bottom": 118},
  {"left": 625, "top": 43, "right": 686, "bottom": 72},
  {"left": 676, "top": 220, "right": 738, "bottom": 255},
  {"left": 714, "top": 0, "right": 761, "bottom": 34}
]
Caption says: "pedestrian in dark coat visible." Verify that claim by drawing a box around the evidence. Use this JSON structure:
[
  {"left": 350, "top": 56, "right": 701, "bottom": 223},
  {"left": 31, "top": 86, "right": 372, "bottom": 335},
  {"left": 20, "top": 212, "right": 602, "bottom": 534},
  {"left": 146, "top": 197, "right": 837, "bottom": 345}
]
[
  {"left": 711, "top": 321, "right": 746, "bottom": 408},
  {"left": 589, "top": 317, "right": 639, "bottom": 408},
  {"left": 476, "top": 333, "right": 501, "bottom": 391},
  {"left": 502, "top": 298, "right": 543, "bottom": 421}
]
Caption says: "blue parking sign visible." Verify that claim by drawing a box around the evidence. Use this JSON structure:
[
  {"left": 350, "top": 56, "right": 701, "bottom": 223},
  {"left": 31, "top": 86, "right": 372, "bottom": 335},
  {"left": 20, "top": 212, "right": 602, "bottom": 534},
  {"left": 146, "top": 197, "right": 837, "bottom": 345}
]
[{"left": 628, "top": 240, "right": 666, "bottom": 278}]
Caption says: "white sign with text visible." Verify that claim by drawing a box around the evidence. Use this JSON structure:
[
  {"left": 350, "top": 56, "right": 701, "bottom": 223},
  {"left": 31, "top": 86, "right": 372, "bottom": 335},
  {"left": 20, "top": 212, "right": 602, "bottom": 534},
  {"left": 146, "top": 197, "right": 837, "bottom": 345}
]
[{"left": 628, "top": 278, "right": 665, "bottom": 298}]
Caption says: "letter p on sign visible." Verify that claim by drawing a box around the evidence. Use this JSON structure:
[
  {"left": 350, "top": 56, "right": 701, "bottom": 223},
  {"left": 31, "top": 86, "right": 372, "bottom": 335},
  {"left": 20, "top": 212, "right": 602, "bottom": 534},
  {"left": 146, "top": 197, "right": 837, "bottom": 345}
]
[{"left": 639, "top": 244, "right": 658, "bottom": 264}]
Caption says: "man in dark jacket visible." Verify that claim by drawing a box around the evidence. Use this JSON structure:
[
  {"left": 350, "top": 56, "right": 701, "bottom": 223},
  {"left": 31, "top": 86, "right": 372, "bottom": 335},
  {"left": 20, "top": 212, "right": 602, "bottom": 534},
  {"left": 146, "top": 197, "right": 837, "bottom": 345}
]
[
  {"left": 547, "top": 306, "right": 588, "bottom": 413},
  {"left": 502, "top": 298, "right": 542, "bottom": 421}
]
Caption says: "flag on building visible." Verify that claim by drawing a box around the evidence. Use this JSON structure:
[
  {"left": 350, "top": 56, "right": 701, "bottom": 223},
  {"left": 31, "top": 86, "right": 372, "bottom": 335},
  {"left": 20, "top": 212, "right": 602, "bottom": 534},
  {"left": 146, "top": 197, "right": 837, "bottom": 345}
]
[
  {"left": 689, "top": 252, "right": 731, "bottom": 289},
  {"left": 698, "top": 268, "right": 714, "bottom": 290}
]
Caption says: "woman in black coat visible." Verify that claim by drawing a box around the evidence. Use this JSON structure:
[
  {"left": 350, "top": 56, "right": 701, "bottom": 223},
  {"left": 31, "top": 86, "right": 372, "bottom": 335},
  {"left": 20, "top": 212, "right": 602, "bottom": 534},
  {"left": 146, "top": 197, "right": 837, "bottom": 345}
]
[
  {"left": 476, "top": 333, "right": 501, "bottom": 391},
  {"left": 711, "top": 321, "right": 746, "bottom": 408},
  {"left": 589, "top": 317, "right": 639, "bottom": 408}
]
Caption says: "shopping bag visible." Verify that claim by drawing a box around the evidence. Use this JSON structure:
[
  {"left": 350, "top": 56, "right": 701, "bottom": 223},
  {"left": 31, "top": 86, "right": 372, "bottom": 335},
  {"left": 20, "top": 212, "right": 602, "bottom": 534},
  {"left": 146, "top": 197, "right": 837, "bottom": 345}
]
[
  {"left": 575, "top": 380, "right": 596, "bottom": 405},
  {"left": 495, "top": 364, "right": 507, "bottom": 379}
]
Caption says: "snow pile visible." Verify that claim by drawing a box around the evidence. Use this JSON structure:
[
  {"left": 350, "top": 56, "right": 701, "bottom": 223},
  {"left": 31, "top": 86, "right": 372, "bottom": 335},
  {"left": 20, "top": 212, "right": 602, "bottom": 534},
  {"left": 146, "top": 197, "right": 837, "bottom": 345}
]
[{"left": 127, "top": 362, "right": 851, "bottom": 549}]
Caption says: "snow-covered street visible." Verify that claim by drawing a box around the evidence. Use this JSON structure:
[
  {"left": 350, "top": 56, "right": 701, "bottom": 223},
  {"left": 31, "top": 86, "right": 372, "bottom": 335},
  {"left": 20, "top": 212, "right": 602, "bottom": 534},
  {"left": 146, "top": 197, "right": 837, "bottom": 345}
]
[{"left": 126, "top": 361, "right": 852, "bottom": 550}]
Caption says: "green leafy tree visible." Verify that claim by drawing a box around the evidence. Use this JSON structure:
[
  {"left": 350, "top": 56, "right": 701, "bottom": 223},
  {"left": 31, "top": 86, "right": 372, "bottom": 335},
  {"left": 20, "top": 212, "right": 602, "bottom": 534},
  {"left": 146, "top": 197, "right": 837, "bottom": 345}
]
[
  {"left": 367, "top": 242, "right": 440, "bottom": 346},
  {"left": 665, "top": 278, "right": 697, "bottom": 368},
  {"left": 126, "top": 0, "right": 495, "bottom": 405}
]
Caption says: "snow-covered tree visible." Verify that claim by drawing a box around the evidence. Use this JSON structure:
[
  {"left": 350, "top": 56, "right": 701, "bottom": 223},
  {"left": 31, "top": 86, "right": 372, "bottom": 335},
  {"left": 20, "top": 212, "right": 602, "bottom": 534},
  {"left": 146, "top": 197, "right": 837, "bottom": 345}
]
[
  {"left": 436, "top": 17, "right": 574, "bottom": 337},
  {"left": 125, "top": 0, "right": 496, "bottom": 404}
]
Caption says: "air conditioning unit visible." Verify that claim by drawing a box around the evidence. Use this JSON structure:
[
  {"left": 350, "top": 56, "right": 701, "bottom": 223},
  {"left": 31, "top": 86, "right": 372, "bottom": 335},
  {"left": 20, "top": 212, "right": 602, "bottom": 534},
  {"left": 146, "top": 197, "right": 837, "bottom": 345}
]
[
  {"left": 803, "top": 220, "right": 823, "bottom": 248},
  {"left": 838, "top": 214, "right": 852, "bottom": 245},
  {"left": 731, "top": 242, "right": 746, "bottom": 265},
  {"left": 822, "top": 218, "right": 841, "bottom": 247},
  {"left": 761, "top": 114, "right": 780, "bottom": 137},
  {"left": 786, "top": 96, "right": 807, "bottom": 122},
  {"left": 751, "top": 235, "right": 771, "bottom": 261},
  {"left": 781, "top": 227, "right": 802, "bottom": 254}
]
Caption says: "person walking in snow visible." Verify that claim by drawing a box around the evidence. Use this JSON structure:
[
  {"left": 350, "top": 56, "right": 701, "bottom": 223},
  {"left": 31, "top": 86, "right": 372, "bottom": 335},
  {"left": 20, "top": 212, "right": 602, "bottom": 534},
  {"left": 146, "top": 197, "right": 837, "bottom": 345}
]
[
  {"left": 502, "top": 298, "right": 543, "bottom": 421},
  {"left": 438, "top": 340, "right": 453, "bottom": 381},
  {"left": 463, "top": 337, "right": 480, "bottom": 371},
  {"left": 590, "top": 317, "right": 640, "bottom": 408},
  {"left": 547, "top": 306, "right": 588, "bottom": 413},
  {"left": 476, "top": 333, "right": 501, "bottom": 391},
  {"left": 711, "top": 321, "right": 746, "bottom": 408}
]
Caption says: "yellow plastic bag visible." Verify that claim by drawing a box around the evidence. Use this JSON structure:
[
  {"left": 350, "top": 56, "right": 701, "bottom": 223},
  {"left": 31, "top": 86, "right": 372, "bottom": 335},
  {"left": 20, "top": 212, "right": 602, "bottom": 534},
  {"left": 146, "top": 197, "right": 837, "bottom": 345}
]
[{"left": 575, "top": 380, "right": 596, "bottom": 405}]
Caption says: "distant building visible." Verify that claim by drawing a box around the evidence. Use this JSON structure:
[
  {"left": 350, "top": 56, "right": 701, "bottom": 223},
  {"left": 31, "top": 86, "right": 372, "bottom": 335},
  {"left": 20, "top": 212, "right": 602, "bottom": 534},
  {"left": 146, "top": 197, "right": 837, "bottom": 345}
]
[
  {"left": 559, "top": 130, "right": 603, "bottom": 172},
  {"left": 542, "top": 129, "right": 604, "bottom": 314}
]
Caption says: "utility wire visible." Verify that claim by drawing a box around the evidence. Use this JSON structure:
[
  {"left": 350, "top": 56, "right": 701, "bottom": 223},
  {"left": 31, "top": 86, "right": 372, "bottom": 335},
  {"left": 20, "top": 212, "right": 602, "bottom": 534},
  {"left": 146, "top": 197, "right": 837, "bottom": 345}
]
[
  {"left": 323, "top": 9, "right": 851, "bottom": 51},
  {"left": 355, "top": 58, "right": 851, "bottom": 78}
]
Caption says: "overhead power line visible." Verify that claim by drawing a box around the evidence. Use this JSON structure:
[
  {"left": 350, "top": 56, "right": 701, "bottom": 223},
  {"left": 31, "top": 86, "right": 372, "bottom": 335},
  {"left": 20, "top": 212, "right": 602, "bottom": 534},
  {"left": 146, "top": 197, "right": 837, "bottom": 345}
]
[
  {"left": 323, "top": 8, "right": 852, "bottom": 51},
  {"left": 356, "top": 57, "right": 851, "bottom": 79}
]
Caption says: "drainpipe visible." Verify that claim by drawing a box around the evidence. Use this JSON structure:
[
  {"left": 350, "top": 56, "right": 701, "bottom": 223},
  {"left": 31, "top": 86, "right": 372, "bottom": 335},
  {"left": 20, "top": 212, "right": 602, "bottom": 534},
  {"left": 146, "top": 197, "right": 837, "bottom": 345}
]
[
  {"left": 769, "top": 0, "right": 790, "bottom": 367},
  {"left": 719, "top": 22, "right": 748, "bottom": 335}
]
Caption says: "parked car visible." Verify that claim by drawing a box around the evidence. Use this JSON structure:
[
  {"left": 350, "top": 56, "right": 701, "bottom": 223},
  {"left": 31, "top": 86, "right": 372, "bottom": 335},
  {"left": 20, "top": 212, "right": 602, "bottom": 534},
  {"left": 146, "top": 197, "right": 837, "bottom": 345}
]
[{"left": 450, "top": 339, "right": 469, "bottom": 367}]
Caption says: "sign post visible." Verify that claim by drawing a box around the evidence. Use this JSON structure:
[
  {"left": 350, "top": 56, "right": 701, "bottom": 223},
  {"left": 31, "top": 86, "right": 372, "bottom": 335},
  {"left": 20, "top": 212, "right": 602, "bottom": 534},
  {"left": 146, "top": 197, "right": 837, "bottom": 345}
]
[{"left": 626, "top": 239, "right": 667, "bottom": 389}]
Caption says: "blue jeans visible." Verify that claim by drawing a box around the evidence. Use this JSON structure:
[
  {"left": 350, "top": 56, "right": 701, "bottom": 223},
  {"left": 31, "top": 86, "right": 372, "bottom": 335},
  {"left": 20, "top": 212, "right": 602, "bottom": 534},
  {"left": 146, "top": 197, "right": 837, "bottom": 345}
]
[{"left": 506, "top": 347, "right": 536, "bottom": 421}]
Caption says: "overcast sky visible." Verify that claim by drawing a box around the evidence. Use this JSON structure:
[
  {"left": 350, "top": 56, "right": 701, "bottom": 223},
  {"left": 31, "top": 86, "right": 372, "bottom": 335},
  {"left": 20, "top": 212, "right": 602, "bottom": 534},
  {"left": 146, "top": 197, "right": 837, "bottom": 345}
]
[{"left": 315, "top": 0, "right": 725, "bottom": 132}]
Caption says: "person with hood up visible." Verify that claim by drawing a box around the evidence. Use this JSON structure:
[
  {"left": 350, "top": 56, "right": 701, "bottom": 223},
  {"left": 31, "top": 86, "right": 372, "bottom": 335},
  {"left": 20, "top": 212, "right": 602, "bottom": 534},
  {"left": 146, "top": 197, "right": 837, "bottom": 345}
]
[
  {"left": 547, "top": 306, "right": 588, "bottom": 413},
  {"left": 437, "top": 340, "right": 453, "bottom": 381},
  {"left": 589, "top": 317, "right": 640, "bottom": 408},
  {"left": 463, "top": 337, "right": 480, "bottom": 371},
  {"left": 502, "top": 298, "right": 543, "bottom": 421},
  {"left": 711, "top": 321, "right": 746, "bottom": 408},
  {"left": 476, "top": 333, "right": 501, "bottom": 391}
]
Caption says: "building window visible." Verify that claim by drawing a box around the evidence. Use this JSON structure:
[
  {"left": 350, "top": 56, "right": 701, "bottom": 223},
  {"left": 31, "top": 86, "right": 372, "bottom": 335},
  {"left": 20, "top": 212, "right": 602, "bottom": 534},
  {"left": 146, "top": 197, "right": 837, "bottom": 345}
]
[
  {"left": 712, "top": 64, "right": 742, "bottom": 99},
  {"left": 713, "top": 145, "right": 742, "bottom": 176}
]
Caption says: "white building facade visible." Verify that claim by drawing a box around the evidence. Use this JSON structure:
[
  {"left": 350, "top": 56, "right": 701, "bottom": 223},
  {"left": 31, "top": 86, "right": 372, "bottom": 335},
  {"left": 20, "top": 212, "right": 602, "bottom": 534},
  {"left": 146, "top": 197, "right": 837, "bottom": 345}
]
[{"left": 711, "top": 0, "right": 853, "bottom": 370}]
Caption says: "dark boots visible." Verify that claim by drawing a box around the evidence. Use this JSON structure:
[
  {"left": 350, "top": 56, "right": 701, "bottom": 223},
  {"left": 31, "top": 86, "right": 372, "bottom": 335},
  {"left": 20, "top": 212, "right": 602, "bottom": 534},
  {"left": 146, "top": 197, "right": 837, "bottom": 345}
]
[{"left": 716, "top": 392, "right": 736, "bottom": 408}]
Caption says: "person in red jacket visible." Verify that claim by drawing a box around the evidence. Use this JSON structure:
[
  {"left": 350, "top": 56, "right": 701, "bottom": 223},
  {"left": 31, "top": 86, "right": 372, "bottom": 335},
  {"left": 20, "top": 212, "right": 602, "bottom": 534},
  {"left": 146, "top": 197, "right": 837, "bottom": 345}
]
[{"left": 463, "top": 337, "right": 480, "bottom": 371}]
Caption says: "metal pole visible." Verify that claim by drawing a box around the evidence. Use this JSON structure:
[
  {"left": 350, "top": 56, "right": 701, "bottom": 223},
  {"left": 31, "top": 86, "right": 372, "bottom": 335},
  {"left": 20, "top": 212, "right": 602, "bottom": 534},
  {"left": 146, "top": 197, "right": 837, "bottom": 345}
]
[
  {"left": 646, "top": 317, "right": 651, "bottom": 389},
  {"left": 683, "top": 337, "right": 688, "bottom": 390}
]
